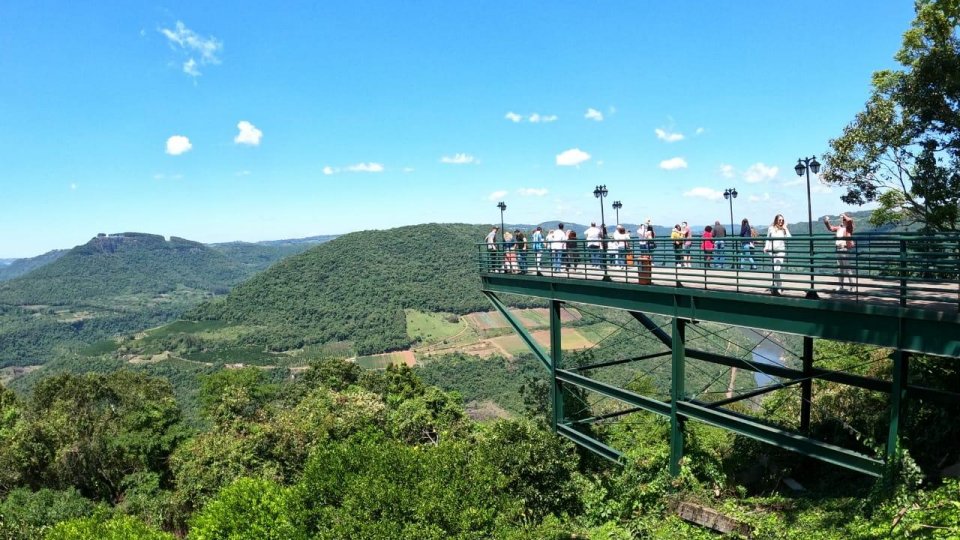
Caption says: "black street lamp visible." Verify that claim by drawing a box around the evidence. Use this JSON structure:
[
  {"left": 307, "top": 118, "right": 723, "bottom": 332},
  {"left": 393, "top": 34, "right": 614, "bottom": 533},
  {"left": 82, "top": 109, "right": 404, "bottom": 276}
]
[
  {"left": 497, "top": 201, "right": 507, "bottom": 241},
  {"left": 723, "top": 188, "right": 737, "bottom": 238},
  {"left": 593, "top": 185, "right": 608, "bottom": 226},
  {"left": 795, "top": 156, "right": 822, "bottom": 299},
  {"left": 612, "top": 200, "right": 622, "bottom": 225}
]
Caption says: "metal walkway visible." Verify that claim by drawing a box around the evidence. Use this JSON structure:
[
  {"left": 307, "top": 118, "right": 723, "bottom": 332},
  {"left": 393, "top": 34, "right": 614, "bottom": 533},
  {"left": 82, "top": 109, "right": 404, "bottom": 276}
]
[{"left": 478, "top": 233, "right": 960, "bottom": 477}]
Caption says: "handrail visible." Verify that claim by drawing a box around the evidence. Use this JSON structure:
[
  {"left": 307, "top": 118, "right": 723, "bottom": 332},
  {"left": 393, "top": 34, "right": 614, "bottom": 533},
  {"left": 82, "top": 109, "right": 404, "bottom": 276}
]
[{"left": 477, "top": 232, "right": 960, "bottom": 312}]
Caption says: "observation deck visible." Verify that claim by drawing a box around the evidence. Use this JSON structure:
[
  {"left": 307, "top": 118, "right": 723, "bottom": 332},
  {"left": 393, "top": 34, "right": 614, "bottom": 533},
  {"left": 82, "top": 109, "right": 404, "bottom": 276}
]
[{"left": 477, "top": 232, "right": 960, "bottom": 477}]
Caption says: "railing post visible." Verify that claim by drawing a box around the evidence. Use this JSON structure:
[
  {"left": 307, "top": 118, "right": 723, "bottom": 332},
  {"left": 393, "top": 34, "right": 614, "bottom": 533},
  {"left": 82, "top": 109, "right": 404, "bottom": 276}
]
[
  {"left": 899, "top": 239, "right": 908, "bottom": 308},
  {"left": 669, "top": 317, "right": 687, "bottom": 476},
  {"left": 800, "top": 337, "right": 813, "bottom": 432},
  {"left": 550, "top": 300, "right": 563, "bottom": 432}
]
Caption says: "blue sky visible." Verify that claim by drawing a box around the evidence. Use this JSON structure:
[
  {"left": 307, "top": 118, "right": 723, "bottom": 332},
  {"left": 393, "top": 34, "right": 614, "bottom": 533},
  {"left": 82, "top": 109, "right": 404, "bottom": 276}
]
[{"left": 0, "top": 1, "right": 916, "bottom": 257}]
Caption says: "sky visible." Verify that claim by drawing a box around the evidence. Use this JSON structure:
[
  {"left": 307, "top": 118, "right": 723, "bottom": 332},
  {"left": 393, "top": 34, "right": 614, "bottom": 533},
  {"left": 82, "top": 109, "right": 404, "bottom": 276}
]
[{"left": 0, "top": 1, "right": 918, "bottom": 258}]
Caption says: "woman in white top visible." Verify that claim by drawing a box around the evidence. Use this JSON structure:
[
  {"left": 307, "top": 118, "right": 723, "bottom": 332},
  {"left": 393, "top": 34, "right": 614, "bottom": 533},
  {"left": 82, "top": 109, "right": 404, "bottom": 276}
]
[{"left": 763, "top": 214, "right": 791, "bottom": 296}]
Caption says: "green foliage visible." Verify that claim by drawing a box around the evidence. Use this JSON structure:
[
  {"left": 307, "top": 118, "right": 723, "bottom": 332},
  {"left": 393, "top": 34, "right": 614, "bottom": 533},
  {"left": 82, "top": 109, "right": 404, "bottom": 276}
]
[
  {"left": 189, "top": 224, "right": 543, "bottom": 355},
  {"left": 0, "top": 371, "right": 184, "bottom": 502},
  {"left": 290, "top": 436, "right": 521, "bottom": 538},
  {"left": 44, "top": 512, "right": 173, "bottom": 540},
  {"left": 822, "top": 0, "right": 960, "bottom": 231},
  {"left": 189, "top": 478, "right": 301, "bottom": 540},
  {"left": 0, "top": 250, "right": 67, "bottom": 282},
  {"left": 0, "top": 488, "right": 98, "bottom": 539},
  {"left": 417, "top": 353, "right": 544, "bottom": 415}
]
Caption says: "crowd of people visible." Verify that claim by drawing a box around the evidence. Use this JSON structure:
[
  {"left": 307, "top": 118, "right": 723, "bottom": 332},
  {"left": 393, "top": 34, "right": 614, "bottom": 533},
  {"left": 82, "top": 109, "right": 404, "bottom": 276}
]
[{"left": 483, "top": 213, "right": 856, "bottom": 296}]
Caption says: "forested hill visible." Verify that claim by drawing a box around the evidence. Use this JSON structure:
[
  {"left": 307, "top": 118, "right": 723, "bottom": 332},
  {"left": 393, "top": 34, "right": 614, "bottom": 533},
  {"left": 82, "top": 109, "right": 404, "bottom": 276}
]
[
  {"left": 0, "top": 249, "right": 68, "bottom": 282},
  {"left": 0, "top": 233, "right": 248, "bottom": 306},
  {"left": 190, "top": 223, "right": 541, "bottom": 354}
]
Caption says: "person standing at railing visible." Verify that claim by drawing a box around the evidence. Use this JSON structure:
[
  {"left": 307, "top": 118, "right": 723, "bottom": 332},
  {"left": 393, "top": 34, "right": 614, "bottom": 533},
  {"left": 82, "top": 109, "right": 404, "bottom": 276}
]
[
  {"left": 739, "top": 218, "right": 757, "bottom": 270},
  {"left": 547, "top": 224, "right": 567, "bottom": 274},
  {"left": 565, "top": 229, "right": 579, "bottom": 273},
  {"left": 714, "top": 221, "right": 726, "bottom": 268},
  {"left": 824, "top": 214, "right": 856, "bottom": 293},
  {"left": 530, "top": 226, "right": 545, "bottom": 275},
  {"left": 584, "top": 222, "right": 603, "bottom": 268},
  {"left": 515, "top": 229, "right": 528, "bottom": 275},
  {"left": 763, "top": 214, "right": 791, "bottom": 296},
  {"left": 671, "top": 224, "right": 684, "bottom": 267},
  {"left": 485, "top": 226, "right": 499, "bottom": 273},
  {"left": 503, "top": 231, "right": 517, "bottom": 273},
  {"left": 613, "top": 225, "right": 630, "bottom": 267},
  {"left": 702, "top": 225, "right": 715, "bottom": 268},
  {"left": 681, "top": 222, "right": 693, "bottom": 268}
]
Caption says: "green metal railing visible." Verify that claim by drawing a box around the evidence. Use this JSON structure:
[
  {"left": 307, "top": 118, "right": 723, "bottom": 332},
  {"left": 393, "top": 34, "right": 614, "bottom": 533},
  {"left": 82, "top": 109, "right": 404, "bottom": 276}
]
[{"left": 478, "top": 232, "right": 960, "bottom": 311}]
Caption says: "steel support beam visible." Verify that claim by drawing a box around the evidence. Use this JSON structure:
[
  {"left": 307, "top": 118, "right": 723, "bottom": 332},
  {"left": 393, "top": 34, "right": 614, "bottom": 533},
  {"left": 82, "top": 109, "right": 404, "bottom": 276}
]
[
  {"left": 555, "top": 369, "right": 671, "bottom": 417},
  {"left": 801, "top": 337, "right": 814, "bottom": 432},
  {"left": 557, "top": 424, "right": 623, "bottom": 464},
  {"left": 670, "top": 318, "right": 687, "bottom": 476},
  {"left": 886, "top": 351, "right": 909, "bottom": 462},
  {"left": 676, "top": 401, "right": 884, "bottom": 477},
  {"left": 551, "top": 300, "right": 563, "bottom": 432},
  {"left": 483, "top": 291, "right": 551, "bottom": 371}
]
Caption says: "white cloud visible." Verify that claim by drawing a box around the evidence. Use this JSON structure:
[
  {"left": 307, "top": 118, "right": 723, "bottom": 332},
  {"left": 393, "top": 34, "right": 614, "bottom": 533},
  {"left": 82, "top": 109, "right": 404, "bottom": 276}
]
[
  {"left": 719, "top": 164, "right": 736, "bottom": 179},
  {"left": 529, "top": 113, "right": 558, "bottom": 123},
  {"left": 441, "top": 153, "right": 477, "bottom": 165},
  {"left": 159, "top": 21, "right": 223, "bottom": 78},
  {"left": 811, "top": 183, "right": 833, "bottom": 194},
  {"left": 748, "top": 193, "right": 772, "bottom": 203},
  {"left": 403, "top": 167, "right": 415, "bottom": 173},
  {"left": 165, "top": 135, "right": 192, "bottom": 155},
  {"left": 69, "top": 183, "right": 78, "bottom": 191},
  {"left": 655, "top": 128, "right": 684, "bottom": 142},
  {"left": 744, "top": 162, "right": 779, "bottom": 183},
  {"left": 323, "top": 166, "right": 338, "bottom": 175},
  {"left": 234, "top": 121, "right": 262, "bottom": 146},
  {"left": 183, "top": 58, "right": 200, "bottom": 77},
  {"left": 683, "top": 187, "right": 724, "bottom": 201},
  {"left": 584, "top": 108, "right": 604, "bottom": 121},
  {"left": 556, "top": 148, "right": 591, "bottom": 167},
  {"left": 505, "top": 111, "right": 522, "bottom": 123},
  {"left": 517, "top": 188, "right": 548, "bottom": 197},
  {"left": 235, "top": 170, "right": 252, "bottom": 176},
  {"left": 695, "top": 127, "right": 705, "bottom": 135},
  {"left": 345, "top": 162, "right": 384, "bottom": 173},
  {"left": 488, "top": 190, "right": 508, "bottom": 201},
  {"left": 659, "top": 157, "right": 688, "bottom": 170}
]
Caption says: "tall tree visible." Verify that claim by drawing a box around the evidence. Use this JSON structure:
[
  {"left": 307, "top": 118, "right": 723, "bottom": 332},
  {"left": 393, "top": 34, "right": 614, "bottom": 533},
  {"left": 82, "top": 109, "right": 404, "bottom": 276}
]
[{"left": 822, "top": 0, "right": 960, "bottom": 231}]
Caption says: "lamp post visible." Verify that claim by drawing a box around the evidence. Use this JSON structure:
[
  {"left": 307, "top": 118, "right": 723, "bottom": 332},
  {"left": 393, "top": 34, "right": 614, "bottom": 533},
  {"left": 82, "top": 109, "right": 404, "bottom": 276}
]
[
  {"left": 497, "top": 201, "right": 507, "bottom": 241},
  {"left": 593, "top": 185, "right": 608, "bottom": 226},
  {"left": 794, "top": 156, "right": 821, "bottom": 299},
  {"left": 723, "top": 188, "right": 737, "bottom": 237},
  {"left": 612, "top": 200, "right": 622, "bottom": 225}
]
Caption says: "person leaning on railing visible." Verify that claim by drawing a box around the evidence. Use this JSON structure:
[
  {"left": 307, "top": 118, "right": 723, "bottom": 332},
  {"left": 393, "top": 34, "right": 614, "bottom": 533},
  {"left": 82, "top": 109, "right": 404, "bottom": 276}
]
[
  {"left": 739, "top": 218, "right": 757, "bottom": 270},
  {"left": 824, "top": 214, "right": 856, "bottom": 293}
]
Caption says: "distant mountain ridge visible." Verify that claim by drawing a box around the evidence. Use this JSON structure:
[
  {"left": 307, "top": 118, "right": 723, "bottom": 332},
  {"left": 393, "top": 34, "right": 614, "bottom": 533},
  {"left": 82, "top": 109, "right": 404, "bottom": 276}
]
[{"left": 0, "top": 249, "right": 68, "bottom": 282}]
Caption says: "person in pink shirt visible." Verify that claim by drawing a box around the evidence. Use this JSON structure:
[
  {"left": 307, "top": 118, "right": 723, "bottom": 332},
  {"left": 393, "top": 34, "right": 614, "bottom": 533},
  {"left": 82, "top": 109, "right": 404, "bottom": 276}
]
[{"left": 702, "top": 225, "right": 715, "bottom": 268}]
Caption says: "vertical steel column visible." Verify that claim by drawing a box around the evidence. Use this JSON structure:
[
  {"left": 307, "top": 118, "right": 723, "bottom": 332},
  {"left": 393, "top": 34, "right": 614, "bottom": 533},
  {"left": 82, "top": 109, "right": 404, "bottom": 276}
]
[
  {"left": 800, "top": 336, "right": 814, "bottom": 432},
  {"left": 550, "top": 300, "right": 564, "bottom": 432},
  {"left": 886, "top": 350, "right": 909, "bottom": 461},
  {"left": 669, "top": 317, "right": 687, "bottom": 476}
]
